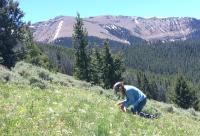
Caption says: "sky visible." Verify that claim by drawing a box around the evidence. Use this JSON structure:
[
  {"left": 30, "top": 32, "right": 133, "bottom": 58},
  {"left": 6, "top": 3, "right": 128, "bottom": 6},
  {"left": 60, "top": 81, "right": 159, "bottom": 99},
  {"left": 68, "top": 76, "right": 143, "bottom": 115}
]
[{"left": 17, "top": 0, "right": 200, "bottom": 23}]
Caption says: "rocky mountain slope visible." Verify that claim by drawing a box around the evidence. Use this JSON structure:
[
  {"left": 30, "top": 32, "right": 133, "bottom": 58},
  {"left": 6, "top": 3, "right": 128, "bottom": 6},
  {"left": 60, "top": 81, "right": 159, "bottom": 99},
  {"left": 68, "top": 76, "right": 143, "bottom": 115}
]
[{"left": 31, "top": 15, "right": 200, "bottom": 47}]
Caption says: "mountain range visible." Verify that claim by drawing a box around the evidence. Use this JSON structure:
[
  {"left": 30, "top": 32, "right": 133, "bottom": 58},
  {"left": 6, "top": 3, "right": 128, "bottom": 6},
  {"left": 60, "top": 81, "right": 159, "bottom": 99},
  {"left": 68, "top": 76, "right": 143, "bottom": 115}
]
[{"left": 31, "top": 15, "right": 200, "bottom": 47}]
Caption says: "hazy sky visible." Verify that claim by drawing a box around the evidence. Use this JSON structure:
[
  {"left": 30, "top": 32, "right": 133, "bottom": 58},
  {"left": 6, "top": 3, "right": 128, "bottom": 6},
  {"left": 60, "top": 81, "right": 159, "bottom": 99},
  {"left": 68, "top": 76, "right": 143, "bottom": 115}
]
[{"left": 18, "top": 0, "right": 200, "bottom": 23}]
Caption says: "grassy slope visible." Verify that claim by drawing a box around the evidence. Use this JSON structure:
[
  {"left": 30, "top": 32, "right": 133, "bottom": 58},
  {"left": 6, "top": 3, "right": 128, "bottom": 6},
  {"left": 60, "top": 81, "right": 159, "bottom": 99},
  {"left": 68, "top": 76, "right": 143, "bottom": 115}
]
[{"left": 0, "top": 62, "right": 200, "bottom": 136}]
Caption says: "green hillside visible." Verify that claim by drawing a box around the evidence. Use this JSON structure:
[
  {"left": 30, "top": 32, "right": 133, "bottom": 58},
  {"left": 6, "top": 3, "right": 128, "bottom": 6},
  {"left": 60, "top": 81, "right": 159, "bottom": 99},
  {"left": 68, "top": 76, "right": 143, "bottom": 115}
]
[{"left": 0, "top": 62, "right": 200, "bottom": 136}]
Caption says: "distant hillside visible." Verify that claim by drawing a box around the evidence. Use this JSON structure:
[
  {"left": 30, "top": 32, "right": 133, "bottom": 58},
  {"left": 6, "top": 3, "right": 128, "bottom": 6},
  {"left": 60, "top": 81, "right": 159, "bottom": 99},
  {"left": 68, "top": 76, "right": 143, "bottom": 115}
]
[
  {"left": 0, "top": 62, "right": 200, "bottom": 135},
  {"left": 31, "top": 15, "right": 200, "bottom": 47},
  {"left": 124, "top": 41, "right": 200, "bottom": 84}
]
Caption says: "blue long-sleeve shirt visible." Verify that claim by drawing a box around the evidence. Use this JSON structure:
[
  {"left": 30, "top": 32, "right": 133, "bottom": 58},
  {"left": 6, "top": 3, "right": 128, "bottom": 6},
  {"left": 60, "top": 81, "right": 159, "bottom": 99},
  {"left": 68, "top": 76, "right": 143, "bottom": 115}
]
[{"left": 123, "top": 85, "right": 146, "bottom": 108}]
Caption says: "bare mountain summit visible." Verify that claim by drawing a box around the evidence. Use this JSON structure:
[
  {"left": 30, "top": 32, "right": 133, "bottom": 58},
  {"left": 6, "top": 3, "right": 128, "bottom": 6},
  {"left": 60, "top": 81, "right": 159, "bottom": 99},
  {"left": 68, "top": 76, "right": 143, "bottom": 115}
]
[{"left": 31, "top": 15, "right": 200, "bottom": 47}]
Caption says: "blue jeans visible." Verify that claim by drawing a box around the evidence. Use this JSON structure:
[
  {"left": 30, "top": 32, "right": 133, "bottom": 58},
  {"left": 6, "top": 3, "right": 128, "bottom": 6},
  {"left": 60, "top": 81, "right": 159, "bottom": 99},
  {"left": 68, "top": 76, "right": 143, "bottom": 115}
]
[
  {"left": 131, "top": 98, "right": 157, "bottom": 119},
  {"left": 131, "top": 98, "right": 147, "bottom": 113}
]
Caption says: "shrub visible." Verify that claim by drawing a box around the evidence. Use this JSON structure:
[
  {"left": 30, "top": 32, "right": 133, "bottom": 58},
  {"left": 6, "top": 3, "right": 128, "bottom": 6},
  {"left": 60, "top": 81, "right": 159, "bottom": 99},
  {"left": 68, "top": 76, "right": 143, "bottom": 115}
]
[
  {"left": 188, "top": 108, "right": 197, "bottom": 116},
  {"left": 166, "top": 106, "right": 174, "bottom": 113},
  {"left": 1, "top": 73, "right": 11, "bottom": 82},
  {"left": 29, "top": 77, "right": 47, "bottom": 89},
  {"left": 38, "top": 71, "right": 53, "bottom": 82},
  {"left": 18, "top": 70, "right": 30, "bottom": 78}
]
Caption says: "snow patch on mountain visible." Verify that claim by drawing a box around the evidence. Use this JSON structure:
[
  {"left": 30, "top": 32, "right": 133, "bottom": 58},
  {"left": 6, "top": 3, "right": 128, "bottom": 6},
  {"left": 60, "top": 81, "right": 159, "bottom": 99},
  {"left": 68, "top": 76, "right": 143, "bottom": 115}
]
[
  {"left": 123, "top": 39, "right": 130, "bottom": 45},
  {"left": 111, "top": 24, "right": 117, "bottom": 30},
  {"left": 29, "top": 25, "right": 35, "bottom": 28},
  {"left": 53, "top": 20, "right": 63, "bottom": 40},
  {"left": 103, "top": 24, "right": 120, "bottom": 30},
  {"left": 135, "top": 19, "right": 139, "bottom": 24}
]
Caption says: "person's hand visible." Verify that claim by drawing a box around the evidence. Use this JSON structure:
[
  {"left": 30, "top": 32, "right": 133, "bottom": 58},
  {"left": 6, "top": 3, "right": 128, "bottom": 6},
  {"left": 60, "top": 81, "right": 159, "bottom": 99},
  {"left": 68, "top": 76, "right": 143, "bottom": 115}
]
[
  {"left": 123, "top": 106, "right": 127, "bottom": 112},
  {"left": 120, "top": 105, "right": 127, "bottom": 112},
  {"left": 117, "top": 101, "right": 123, "bottom": 106},
  {"left": 116, "top": 101, "right": 127, "bottom": 112}
]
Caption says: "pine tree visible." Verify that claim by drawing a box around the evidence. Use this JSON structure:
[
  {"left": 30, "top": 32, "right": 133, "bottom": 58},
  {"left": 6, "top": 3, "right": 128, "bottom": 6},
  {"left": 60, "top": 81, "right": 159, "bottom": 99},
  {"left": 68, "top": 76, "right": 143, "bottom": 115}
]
[
  {"left": 101, "top": 41, "right": 115, "bottom": 88},
  {"left": 90, "top": 48, "right": 102, "bottom": 85},
  {"left": 136, "top": 72, "right": 159, "bottom": 100},
  {"left": 193, "top": 90, "right": 200, "bottom": 111},
  {"left": 0, "top": 0, "right": 27, "bottom": 68},
  {"left": 137, "top": 72, "right": 150, "bottom": 97},
  {"left": 142, "top": 74, "right": 151, "bottom": 98},
  {"left": 137, "top": 72, "right": 143, "bottom": 89},
  {"left": 174, "top": 76, "right": 195, "bottom": 109},
  {"left": 149, "top": 81, "right": 159, "bottom": 100},
  {"left": 113, "top": 54, "right": 125, "bottom": 82},
  {"left": 26, "top": 43, "right": 49, "bottom": 69},
  {"left": 72, "top": 13, "right": 90, "bottom": 81}
]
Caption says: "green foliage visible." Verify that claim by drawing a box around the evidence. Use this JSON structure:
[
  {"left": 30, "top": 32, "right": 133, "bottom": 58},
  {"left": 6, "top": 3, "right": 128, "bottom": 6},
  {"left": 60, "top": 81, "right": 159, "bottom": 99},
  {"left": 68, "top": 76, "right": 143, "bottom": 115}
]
[
  {"left": 0, "top": 61, "right": 99, "bottom": 91},
  {"left": 87, "top": 43, "right": 125, "bottom": 89},
  {"left": 124, "top": 41, "right": 200, "bottom": 84},
  {"left": 123, "top": 41, "right": 200, "bottom": 108},
  {"left": 40, "top": 44, "right": 74, "bottom": 75},
  {"left": 137, "top": 72, "right": 160, "bottom": 100},
  {"left": 95, "top": 120, "right": 109, "bottom": 136},
  {"left": 0, "top": 0, "right": 28, "bottom": 68},
  {"left": 71, "top": 15, "right": 124, "bottom": 87},
  {"left": 193, "top": 93, "right": 200, "bottom": 111},
  {"left": 174, "top": 76, "right": 196, "bottom": 109},
  {"left": 25, "top": 43, "right": 49, "bottom": 69},
  {"left": 72, "top": 13, "right": 90, "bottom": 81},
  {"left": 101, "top": 41, "right": 123, "bottom": 89},
  {"left": 38, "top": 70, "right": 53, "bottom": 82},
  {"left": 29, "top": 77, "right": 47, "bottom": 89},
  {"left": 90, "top": 48, "right": 102, "bottom": 85},
  {"left": 113, "top": 53, "right": 125, "bottom": 82}
]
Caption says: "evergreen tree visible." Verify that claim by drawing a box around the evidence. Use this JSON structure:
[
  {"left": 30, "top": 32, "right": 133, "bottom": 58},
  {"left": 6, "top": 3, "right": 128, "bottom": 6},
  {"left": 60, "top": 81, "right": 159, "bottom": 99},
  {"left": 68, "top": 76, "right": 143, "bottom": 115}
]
[
  {"left": 90, "top": 48, "right": 102, "bottom": 85},
  {"left": 101, "top": 41, "right": 115, "bottom": 88},
  {"left": 193, "top": 90, "right": 200, "bottom": 111},
  {"left": 174, "top": 76, "right": 195, "bottom": 109},
  {"left": 136, "top": 72, "right": 143, "bottom": 89},
  {"left": 136, "top": 72, "right": 159, "bottom": 100},
  {"left": 113, "top": 54, "right": 125, "bottom": 82},
  {"left": 142, "top": 74, "right": 151, "bottom": 98},
  {"left": 149, "top": 81, "right": 159, "bottom": 100},
  {"left": 26, "top": 43, "right": 49, "bottom": 69},
  {"left": 39, "top": 44, "right": 74, "bottom": 75},
  {"left": 0, "top": 0, "right": 27, "bottom": 68},
  {"left": 137, "top": 72, "right": 150, "bottom": 97},
  {"left": 72, "top": 13, "right": 90, "bottom": 81}
]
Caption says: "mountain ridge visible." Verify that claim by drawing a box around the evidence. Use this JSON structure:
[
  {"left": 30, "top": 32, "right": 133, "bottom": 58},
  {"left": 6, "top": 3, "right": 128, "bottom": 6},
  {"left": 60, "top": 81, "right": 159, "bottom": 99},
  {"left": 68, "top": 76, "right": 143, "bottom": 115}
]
[{"left": 31, "top": 15, "right": 200, "bottom": 47}]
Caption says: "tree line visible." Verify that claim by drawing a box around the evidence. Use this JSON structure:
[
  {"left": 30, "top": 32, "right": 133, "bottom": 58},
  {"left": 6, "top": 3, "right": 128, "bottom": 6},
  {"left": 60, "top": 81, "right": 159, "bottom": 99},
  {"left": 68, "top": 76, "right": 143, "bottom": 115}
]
[
  {"left": 124, "top": 41, "right": 200, "bottom": 84},
  {"left": 122, "top": 41, "right": 200, "bottom": 110}
]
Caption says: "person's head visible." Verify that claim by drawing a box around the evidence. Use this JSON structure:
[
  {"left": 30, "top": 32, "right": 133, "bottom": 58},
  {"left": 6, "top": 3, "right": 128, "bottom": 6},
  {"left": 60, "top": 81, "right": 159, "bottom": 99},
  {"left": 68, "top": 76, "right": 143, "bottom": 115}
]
[{"left": 113, "top": 81, "right": 125, "bottom": 96}]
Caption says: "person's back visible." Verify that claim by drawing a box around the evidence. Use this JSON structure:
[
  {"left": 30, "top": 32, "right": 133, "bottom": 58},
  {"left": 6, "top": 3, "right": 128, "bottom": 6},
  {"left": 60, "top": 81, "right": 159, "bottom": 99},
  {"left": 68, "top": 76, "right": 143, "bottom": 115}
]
[{"left": 123, "top": 85, "right": 146, "bottom": 110}]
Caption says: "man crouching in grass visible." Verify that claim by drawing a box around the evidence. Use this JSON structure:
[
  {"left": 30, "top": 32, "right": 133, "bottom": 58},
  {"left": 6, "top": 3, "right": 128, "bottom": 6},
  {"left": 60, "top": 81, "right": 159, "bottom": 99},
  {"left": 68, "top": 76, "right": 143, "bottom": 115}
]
[
  {"left": 113, "top": 82, "right": 156, "bottom": 118},
  {"left": 113, "top": 81, "right": 146, "bottom": 114}
]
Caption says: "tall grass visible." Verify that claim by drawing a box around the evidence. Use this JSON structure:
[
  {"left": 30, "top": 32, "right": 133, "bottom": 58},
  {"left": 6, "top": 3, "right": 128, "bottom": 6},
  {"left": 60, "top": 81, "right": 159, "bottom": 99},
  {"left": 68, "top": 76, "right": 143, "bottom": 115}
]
[{"left": 0, "top": 62, "right": 200, "bottom": 135}]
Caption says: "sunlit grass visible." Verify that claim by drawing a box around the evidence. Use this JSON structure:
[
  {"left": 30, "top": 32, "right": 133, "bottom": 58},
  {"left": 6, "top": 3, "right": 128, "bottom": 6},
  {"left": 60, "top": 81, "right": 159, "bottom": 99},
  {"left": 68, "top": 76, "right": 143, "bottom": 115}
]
[{"left": 0, "top": 62, "right": 200, "bottom": 135}]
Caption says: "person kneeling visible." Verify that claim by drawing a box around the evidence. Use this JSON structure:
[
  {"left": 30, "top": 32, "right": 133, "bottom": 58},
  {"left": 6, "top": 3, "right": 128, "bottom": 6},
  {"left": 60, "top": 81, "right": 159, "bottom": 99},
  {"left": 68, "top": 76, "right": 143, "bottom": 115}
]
[{"left": 113, "top": 82, "right": 156, "bottom": 118}]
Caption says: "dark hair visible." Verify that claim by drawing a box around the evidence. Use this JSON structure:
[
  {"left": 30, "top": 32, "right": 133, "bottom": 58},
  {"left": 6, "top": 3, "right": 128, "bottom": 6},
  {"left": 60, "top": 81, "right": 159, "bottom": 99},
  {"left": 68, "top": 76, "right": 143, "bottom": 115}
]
[{"left": 113, "top": 82, "right": 124, "bottom": 94}]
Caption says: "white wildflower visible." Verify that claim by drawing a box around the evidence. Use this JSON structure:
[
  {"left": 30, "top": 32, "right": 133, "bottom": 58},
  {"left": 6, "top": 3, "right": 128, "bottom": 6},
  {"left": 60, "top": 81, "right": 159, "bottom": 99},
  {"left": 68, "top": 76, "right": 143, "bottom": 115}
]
[
  {"left": 48, "top": 107, "right": 54, "bottom": 113},
  {"left": 79, "top": 109, "right": 86, "bottom": 113}
]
